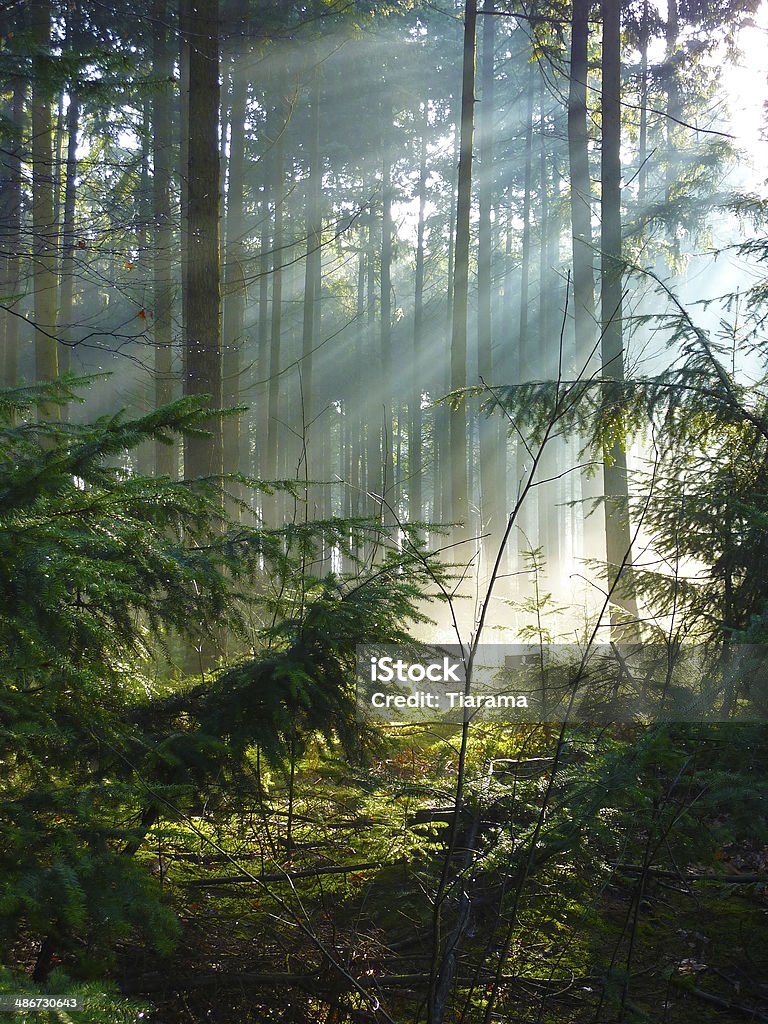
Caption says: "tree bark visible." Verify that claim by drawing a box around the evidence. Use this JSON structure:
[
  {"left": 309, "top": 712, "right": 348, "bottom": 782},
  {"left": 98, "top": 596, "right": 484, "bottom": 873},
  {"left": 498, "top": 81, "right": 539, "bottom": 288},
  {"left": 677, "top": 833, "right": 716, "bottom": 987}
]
[
  {"left": 0, "top": 76, "right": 25, "bottom": 387},
  {"left": 153, "top": 0, "right": 176, "bottom": 477},
  {"left": 449, "top": 0, "right": 478, "bottom": 547},
  {"left": 601, "top": 0, "right": 638, "bottom": 627},
  {"left": 266, "top": 97, "right": 286, "bottom": 488},
  {"left": 31, "top": 0, "right": 59, "bottom": 389},
  {"left": 182, "top": 0, "right": 221, "bottom": 483},
  {"left": 411, "top": 106, "right": 428, "bottom": 525},
  {"left": 301, "top": 65, "right": 323, "bottom": 517},
  {"left": 380, "top": 134, "right": 396, "bottom": 524},
  {"left": 477, "top": 0, "right": 499, "bottom": 550},
  {"left": 568, "top": 0, "right": 595, "bottom": 367},
  {"left": 222, "top": 51, "right": 249, "bottom": 507}
]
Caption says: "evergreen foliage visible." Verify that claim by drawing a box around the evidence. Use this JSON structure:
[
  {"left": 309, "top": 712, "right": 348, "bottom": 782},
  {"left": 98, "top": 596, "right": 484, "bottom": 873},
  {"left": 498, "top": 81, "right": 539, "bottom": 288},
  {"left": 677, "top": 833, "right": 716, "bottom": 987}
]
[{"left": 0, "top": 379, "right": 443, "bottom": 1003}]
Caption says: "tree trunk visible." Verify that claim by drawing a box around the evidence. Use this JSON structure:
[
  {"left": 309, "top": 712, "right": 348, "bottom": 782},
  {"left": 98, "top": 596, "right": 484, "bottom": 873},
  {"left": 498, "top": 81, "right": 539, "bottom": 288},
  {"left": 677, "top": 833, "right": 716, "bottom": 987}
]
[
  {"left": 568, "top": 0, "right": 602, "bottom": 569},
  {"left": 222, "top": 52, "right": 249, "bottom": 509},
  {"left": 181, "top": 0, "right": 222, "bottom": 482},
  {"left": 153, "top": 0, "right": 176, "bottom": 477},
  {"left": 638, "top": 0, "right": 649, "bottom": 206},
  {"left": 516, "top": 58, "right": 537, "bottom": 569},
  {"left": 365, "top": 210, "right": 382, "bottom": 518},
  {"left": 477, "top": 0, "right": 499, "bottom": 552},
  {"left": 568, "top": 0, "right": 595, "bottom": 366},
  {"left": 448, "top": 0, "right": 478, "bottom": 549},
  {"left": 0, "top": 76, "right": 25, "bottom": 387},
  {"left": 266, "top": 97, "right": 286, "bottom": 489},
  {"left": 255, "top": 187, "right": 270, "bottom": 485},
  {"left": 301, "top": 66, "right": 323, "bottom": 509},
  {"left": 57, "top": 88, "right": 79, "bottom": 382},
  {"left": 380, "top": 137, "right": 396, "bottom": 524},
  {"left": 665, "top": 0, "right": 681, "bottom": 203},
  {"left": 411, "top": 106, "right": 428, "bottom": 525},
  {"left": 31, "top": 0, "right": 59, "bottom": 389},
  {"left": 601, "top": 0, "right": 638, "bottom": 627}
]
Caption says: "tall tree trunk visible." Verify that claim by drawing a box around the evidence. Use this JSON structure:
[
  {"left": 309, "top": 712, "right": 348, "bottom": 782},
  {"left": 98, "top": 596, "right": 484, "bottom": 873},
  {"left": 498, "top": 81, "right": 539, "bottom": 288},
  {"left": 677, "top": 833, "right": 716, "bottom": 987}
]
[
  {"left": 351, "top": 240, "right": 366, "bottom": 518},
  {"left": 365, "top": 210, "right": 381, "bottom": 517},
  {"left": 477, "top": 0, "right": 499, "bottom": 552},
  {"left": 638, "top": 0, "right": 649, "bottom": 206},
  {"left": 601, "top": 0, "right": 638, "bottom": 626},
  {"left": 30, "top": 0, "right": 59, "bottom": 389},
  {"left": 58, "top": 89, "right": 79, "bottom": 382},
  {"left": 222, "top": 52, "right": 249, "bottom": 509},
  {"left": 568, "top": 0, "right": 595, "bottom": 366},
  {"left": 153, "top": 0, "right": 176, "bottom": 477},
  {"left": 301, "top": 66, "right": 323, "bottom": 505},
  {"left": 434, "top": 121, "right": 458, "bottom": 530},
  {"left": 255, "top": 187, "right": 270, "bottom": 484},
  {"left": 0, "top": 77, "right": 25, "bottom": 386},
  {"left": 181, "top": 0, "right": 222, "bottom": 482},
  {"left": 266, "top": 98, "right": 286, "bottom": 488},
  {"left": 517, "top": 58, "right": 537, "bottom": 568},
  {"left": 665, "top": 0, "right": 680, "bottom": 203},
  {"left": 448, "top": 0, "right": 478, "bottom": 549},
  {"left": 411, "top": 106, "right": 428, "bottom": 525},
  {"left": 380, "top": 137, "right": 395, "bottom": 524},
  {"left": 568, "top": 0, "right": 602, "bottom": 569},
  {"left": 537, "top": 77, "right": 561, "bottom": 574}
]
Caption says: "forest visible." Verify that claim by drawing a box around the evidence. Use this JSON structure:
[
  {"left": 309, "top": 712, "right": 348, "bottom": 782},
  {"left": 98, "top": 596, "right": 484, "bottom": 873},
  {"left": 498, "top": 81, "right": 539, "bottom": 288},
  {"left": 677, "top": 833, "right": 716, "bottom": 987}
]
[{"left": 3, "top": 0, "right": 768, "bottom": 1021}]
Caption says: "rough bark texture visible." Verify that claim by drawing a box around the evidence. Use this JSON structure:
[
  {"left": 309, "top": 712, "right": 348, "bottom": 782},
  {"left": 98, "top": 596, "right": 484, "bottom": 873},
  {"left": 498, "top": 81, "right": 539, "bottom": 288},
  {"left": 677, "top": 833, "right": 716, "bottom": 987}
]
[
  {"left": 153, "top": 0, "right": 176, "bottom": 477},
  {"left": 31, "top": 0, "right": 59, "bottom": 388},
  {"left": 0, "top": 77, "right": 24, "bottom": 387},
  {"left": 182, "top": 0, "right": 222, "bottom": 483}
]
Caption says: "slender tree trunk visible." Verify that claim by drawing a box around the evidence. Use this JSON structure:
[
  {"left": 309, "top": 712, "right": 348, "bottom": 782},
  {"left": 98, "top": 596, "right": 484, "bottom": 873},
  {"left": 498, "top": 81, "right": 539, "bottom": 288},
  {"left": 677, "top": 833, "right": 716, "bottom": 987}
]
[
  {"left": 477, "top": 0, "right": 498, "bottom": 549},
  {"left": 181, "top": 0, "right": 222, "bottom": 482},
  {"left": 222, "top": 52, "right": 249, "bottom": 509},
  {"left": 301, "top": 67, "right": 323, "bottom": 502},
  {"left": 411, "top": 107, "right": 428, "bottom": 525},
  {"left": 152, "top": 0, "right": 176, "bottom": 477},
  {"left": 518, "top": 61, "right": 535, "bottom": 384},
  {"left": 601, "top": 0, "right": 638, "bottom": 626},
  {"left": 380, "top": 138, "right": 395, "bottom": 524},
  {"left": 352, "top": 240, "right": 366, "bottom": 517},
  {"left": 449, "top": 0, "right": 478, "bottom": 548},
  {"left": 434, "top": 122, "right": 458, "bottom": 529},
  {"left": 568, "top": 0, "right": 603, "bottom": 568},
  {"left": 568, "top": 0, "right": 595, "bottom": 365},
  {"left": 517, "top": 58, "right": 537, "bottom": 567},
  {"left": 365, "top": 210, "right": 381, "bottom": 517},
  {"left": 266, "top": 98, "right": 286, "bottom": 488},
  {"left": 537, "top": 78, "right": 561, "bottom": 574},
  {"left": 55, "top": 0, "right": 82, "bottom": 383},
  {"left": 0, "top": 77, "right": 25, "bottom": 386},
  {"left": 255, "top": 187, "right": 270, "bottom": 484},
  {"left": 638, "top": 0, "right": 649, "bottom": 206},
  {"left": 665, "top": 0, "right": 680, "bottom": 203},
  {"left": 57, "top": 87, "right": 79, "bottom": 382},
  {"left": 31, "top": 0, "right": 59, "bottom": 388}
]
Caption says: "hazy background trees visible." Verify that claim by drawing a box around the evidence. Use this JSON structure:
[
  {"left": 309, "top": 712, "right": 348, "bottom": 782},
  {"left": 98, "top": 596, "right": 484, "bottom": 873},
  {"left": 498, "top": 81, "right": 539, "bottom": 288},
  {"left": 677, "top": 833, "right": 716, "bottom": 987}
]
[{"left": 1, "top": 0, "right": 764, "bottom": 622}]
